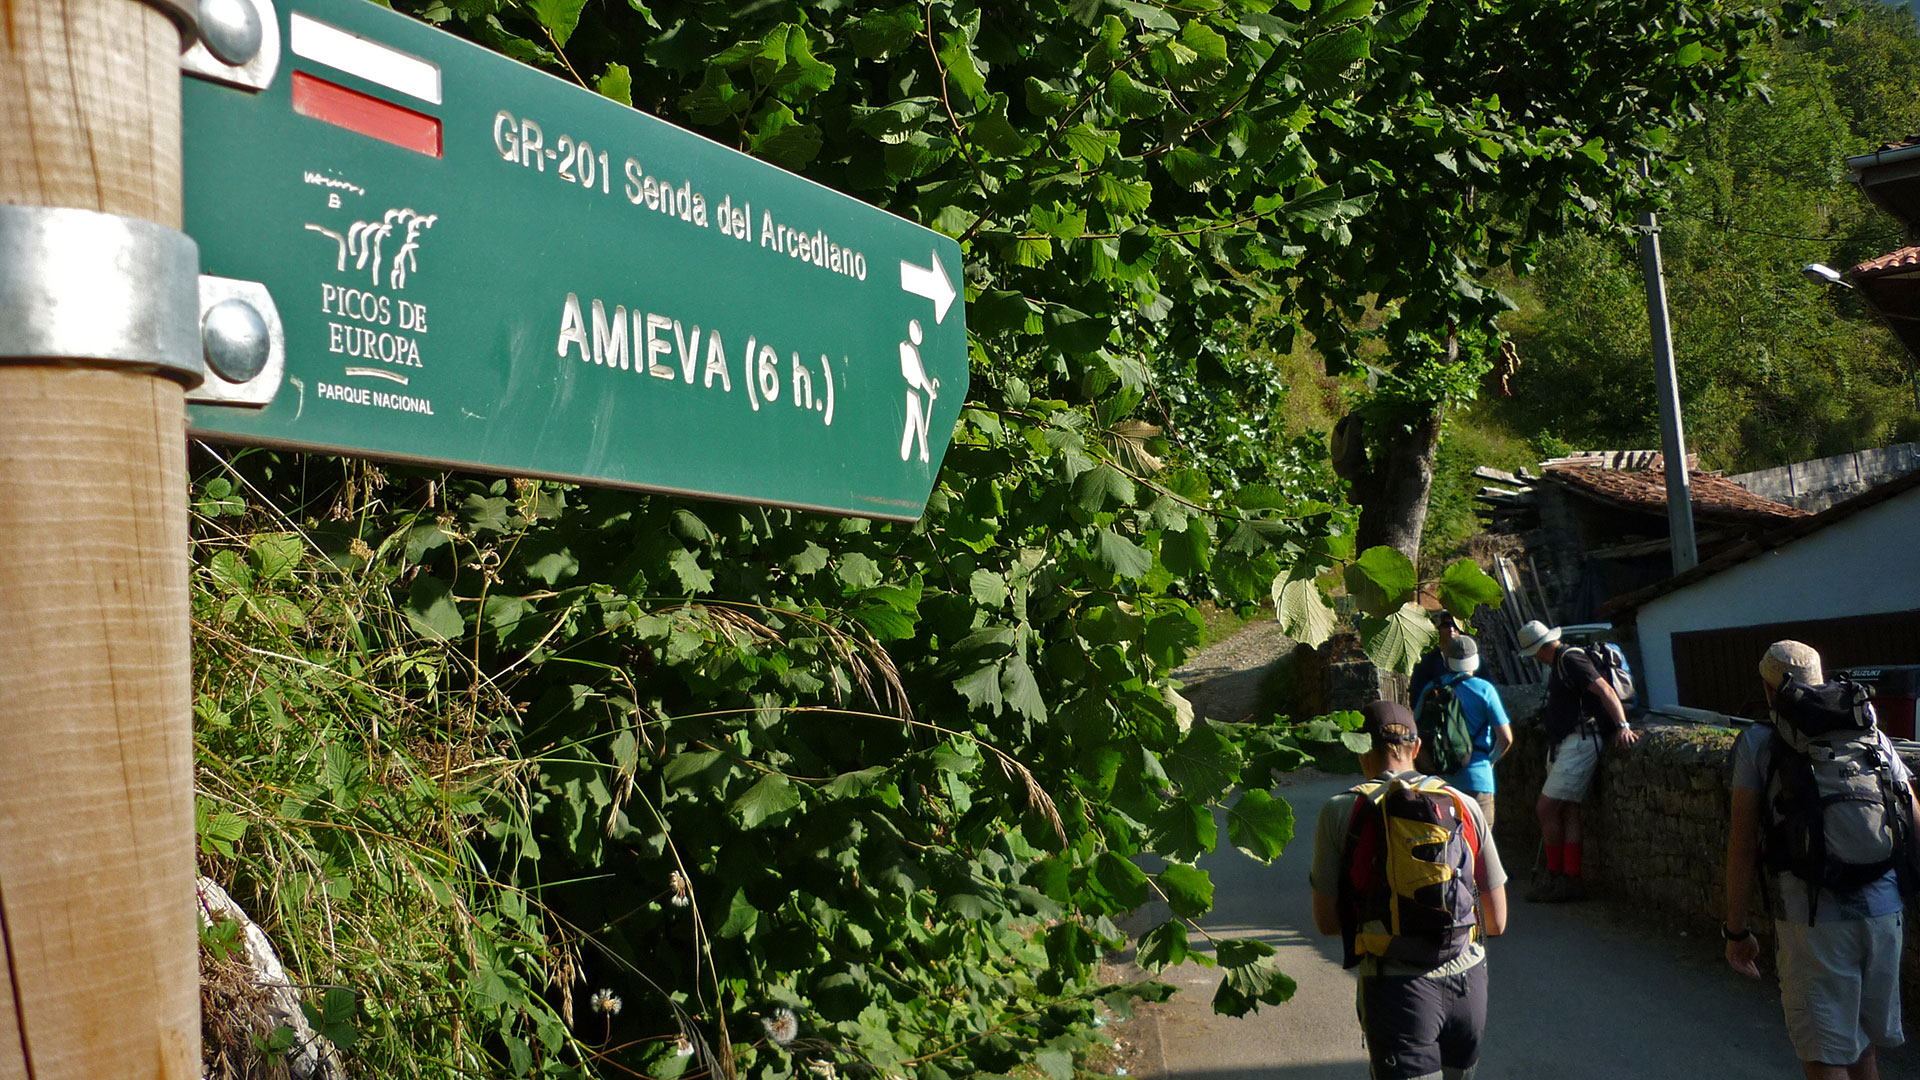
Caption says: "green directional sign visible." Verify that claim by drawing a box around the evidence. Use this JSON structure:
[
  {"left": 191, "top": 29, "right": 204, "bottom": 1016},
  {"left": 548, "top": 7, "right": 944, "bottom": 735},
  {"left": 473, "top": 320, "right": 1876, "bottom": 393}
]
[{"left": 182, "top": 0, "right": 966, "bottom": 520}]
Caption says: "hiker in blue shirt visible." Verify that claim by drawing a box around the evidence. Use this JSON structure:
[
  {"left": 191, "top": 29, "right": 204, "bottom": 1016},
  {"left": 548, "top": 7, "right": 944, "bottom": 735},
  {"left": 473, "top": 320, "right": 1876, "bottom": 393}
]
[{"left": 1414, "top": 634, "right": 1514, "bottom": 827}]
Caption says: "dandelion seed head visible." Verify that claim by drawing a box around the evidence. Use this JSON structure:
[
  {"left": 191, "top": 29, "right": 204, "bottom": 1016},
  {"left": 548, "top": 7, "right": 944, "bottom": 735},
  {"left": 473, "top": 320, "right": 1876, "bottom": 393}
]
[
  {"left": 763, "top": 1007, "right": 798, "bottom": 1045},
  {"left": 590, "top": 989, "right": 622, "bottom": 1016},
  {"left": 674, "top": 1034, "right": 695, "bottom": 1058},
  {"left": 670, "top": 869, "right": 692, "bottom": 907}
]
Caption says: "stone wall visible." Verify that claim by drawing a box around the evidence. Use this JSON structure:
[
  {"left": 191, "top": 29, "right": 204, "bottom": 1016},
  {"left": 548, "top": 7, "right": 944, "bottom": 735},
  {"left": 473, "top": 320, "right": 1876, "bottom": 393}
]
[{"left": 1490, "top": 706, "right": 1920, "bottom": 1023}]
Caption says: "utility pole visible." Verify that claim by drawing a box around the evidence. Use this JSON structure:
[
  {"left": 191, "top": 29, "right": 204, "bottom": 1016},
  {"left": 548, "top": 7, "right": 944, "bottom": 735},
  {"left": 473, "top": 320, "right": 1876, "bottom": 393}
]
[
  {"left": 1636, "top": 164, "right": 1700, "bottom": 574},
  {"left": 1, "top": 2, "right": 204, "bottom": 1077}
]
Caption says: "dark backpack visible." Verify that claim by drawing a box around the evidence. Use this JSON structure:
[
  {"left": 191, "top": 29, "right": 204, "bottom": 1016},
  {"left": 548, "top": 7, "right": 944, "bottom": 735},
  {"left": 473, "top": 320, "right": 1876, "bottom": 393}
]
[
  {"left": 1416, "top": 680, "right": 1475, "bottom": 777},
  {"left": 1336, "top": 775, "right": 1482, "bottom": 970},
  {"left": 1761, "top": 676, "right": 1920, "bottom": 921}
]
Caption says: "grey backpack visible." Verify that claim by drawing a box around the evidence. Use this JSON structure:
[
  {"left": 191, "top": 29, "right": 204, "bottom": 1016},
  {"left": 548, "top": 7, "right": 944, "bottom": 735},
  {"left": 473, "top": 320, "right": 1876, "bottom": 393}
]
[{"left": 1762, "top": 676, "right": 1918, "bottom": 920}]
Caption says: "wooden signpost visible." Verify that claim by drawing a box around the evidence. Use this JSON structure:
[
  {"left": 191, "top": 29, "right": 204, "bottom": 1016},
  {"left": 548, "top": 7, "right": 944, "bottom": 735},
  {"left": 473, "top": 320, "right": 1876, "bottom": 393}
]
[{"left": 1, "top": 2, "right": 202, "bottom": 1077}]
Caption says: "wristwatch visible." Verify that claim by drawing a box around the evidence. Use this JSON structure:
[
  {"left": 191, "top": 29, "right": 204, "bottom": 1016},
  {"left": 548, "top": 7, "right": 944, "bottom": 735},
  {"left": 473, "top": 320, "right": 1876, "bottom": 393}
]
[{"left": 1722, "top": 923, "right": 1754, "bottom": 943}]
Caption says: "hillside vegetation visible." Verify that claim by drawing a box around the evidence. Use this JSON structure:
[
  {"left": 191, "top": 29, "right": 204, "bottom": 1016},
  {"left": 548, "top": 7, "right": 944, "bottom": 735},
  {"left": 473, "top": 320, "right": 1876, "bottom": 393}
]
[
  {"left": 1495, "top": 0, "right": 1920, "bottom": 473},
  {"left": 1403, "top": 0, "right": 1920, "bottom": 567}
]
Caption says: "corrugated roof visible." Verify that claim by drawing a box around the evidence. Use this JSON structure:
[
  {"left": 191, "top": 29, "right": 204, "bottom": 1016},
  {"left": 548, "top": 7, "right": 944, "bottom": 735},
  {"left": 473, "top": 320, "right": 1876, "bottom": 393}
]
[
  {"left": 1541, "top": 461, "right": 1811, "bottom": 523},
  {"left": 1604, "top": 469, "right": 1920, "bottom": 617},
  {"left": 1851, "top": 246, "right": 1920, "bottom": 279}
]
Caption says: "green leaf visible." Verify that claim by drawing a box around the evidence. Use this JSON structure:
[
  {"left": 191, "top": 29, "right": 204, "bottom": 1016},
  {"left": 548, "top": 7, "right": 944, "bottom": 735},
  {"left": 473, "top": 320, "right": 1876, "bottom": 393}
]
[
  {"left": 596, "top": 62, "right": 633, "bottom": 106},
  {"left": 1043, "top": 309, "right": 1111, "bottom": 353},
  {"left": 1300, "top": 24, "right": 1369, "bottom": 80},
  {"left": 669, "top": 548, "right": 714, "bottom": 594},
  {"left": 1035, "top": 1048, "right": 1074, "bottom": 1080},
  {"left": 1179, "top": 21, "right": 1230, "bottom": 72},
  {"left": 249, "top": 533, "right": 302, "bottom": 583},
  {"left": 1156, "top": 863, "right": 1214, "bottom": 918},
  {"left": 1094, "top": 529, "right": 1153, "bottom": 580},
  {"left": 1106, "top": 70, "right": 1166, "bottom": 117},
  {"left": 1093, "top": 173, "right": 1153, "bottom": 213},
  {"left": 836, "top": 552, "right": 884, "bottom": 590},
  {"left": 662, "top": 749, "right": 724, "bottom": 785},
  {"left": 1087, "top": 852, "right": 1149, "bottom": 910},
  {"left": 1373, "top": 0, "right": 1427, "bottom": 42},
  {"left": 1003, "top": 653, "right": 1048, "bottom": 722},
  {"left": 1213, "top": 949, "right": 1297, "bottom": 1015},
  {"left": 404, "top": 577, "right": 465, "bottom": 641},
  {"left": 1162, "top": 723, "right": 1239, "bottom": 800},
  {"left": 1073, "top": 464, "right": 1136, "bottom": 512},
  {"left": 1345, "top": 545, "right": 1416, "bottom": 615},
  {"left": 1062, "top": 125, "right": 1119, "bottom": 166},
  {"left": 1137, "top": 920, "right": 1191, "bottom": 969},
  {"left": 1225, "top": 789, "right": 1294, "bottom": 862},
  {"left": 1272, "top": 574, "right": 1336, "bottom": 648},
  {"left": 1318, "top": 0, "right": 1374, "bottom": 21},
  {"left": 969, "top": 569, "right": 1009, "bottom": 608},
  {"left": 1437, "top": 558, "right": 1503, "bottom": 621},
  {"left": 732, "top": 773, "right": 801, "bottom": 827},
  {"left": 525, "top": 0, "right": 588, "bottom": 45},
  {"left": 848, "top": 9, "right": 919, "bottom": 57},
  {"left": 717, "top": 887, "right": 759, "bottom": 939},
  {"left": 937, "top": 30, "right": 988, "bottom": 103},
  {"left": 1271, "top": 182, "right": 1369, "bottom": 226},
  {"left": 1359, "top": 601, "right": 1435, "bottom": 676},
  {"left": 1110, "top": 0, "right": 1178, "bottom": 30},
  {"left": 1166, "top": 146, "right": 1227, "bottom": 189},
  {"left": 1216, "top": 937, "right": 1275, "bottom": 967},
  {"left": 788, "top": 541, "right": 830, "bottom": 576}
]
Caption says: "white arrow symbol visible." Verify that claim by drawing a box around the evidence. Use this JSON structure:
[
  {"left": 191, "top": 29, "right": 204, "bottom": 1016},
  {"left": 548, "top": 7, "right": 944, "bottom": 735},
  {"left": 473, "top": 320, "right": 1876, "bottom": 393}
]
[{"left": 900, "top": 251, "right": 957, "bottom": 325}]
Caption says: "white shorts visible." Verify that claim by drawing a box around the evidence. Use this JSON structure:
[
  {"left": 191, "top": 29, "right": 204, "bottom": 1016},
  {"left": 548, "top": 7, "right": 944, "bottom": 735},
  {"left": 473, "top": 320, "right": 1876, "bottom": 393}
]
[
  {"left": 1540, "top": 730, "right": 1601, "bottom": 802},
  {"left": 1777, "top": 911, "right": 1905, "bottom": 1065}
]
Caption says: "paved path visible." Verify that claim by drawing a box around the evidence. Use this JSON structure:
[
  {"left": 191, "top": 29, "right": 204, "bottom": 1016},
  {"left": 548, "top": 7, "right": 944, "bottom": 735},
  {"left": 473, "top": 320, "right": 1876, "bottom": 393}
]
[{"left": 1123, "top": 771, "right": 1920, "bottom": 1080}]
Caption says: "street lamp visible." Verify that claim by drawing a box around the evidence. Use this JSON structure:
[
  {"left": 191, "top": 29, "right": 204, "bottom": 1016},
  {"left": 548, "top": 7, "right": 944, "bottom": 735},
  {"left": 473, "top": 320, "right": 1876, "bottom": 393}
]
[{"left": 1802, "top": 263, "right": 1853, "bottom": 289}]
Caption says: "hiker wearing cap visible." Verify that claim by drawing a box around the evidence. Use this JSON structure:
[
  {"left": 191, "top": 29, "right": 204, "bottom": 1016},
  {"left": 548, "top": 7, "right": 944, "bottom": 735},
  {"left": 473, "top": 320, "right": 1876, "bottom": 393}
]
[
  {"left": 1408, "top": 609, "right": 1458, "bottom": 714},
  {"left": 1724, "top": 641, "right": 1919, "bottom": 1080},
  {"left": 1516, "top": 619, "right": 1637, "bottom": 903},
  {"left": 1310, "top": 701, "right": 1509, "bottom": 1080},
  {"left": 1414, "top": 634, "right": 1514, "bottom": 827}
]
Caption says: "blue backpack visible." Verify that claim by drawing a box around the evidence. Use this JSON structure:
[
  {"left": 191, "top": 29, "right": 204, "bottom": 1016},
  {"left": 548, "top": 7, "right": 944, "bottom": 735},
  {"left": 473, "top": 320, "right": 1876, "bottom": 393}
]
[{"left": 1560, "top": 643, "right": 1635, "bottom": 706}]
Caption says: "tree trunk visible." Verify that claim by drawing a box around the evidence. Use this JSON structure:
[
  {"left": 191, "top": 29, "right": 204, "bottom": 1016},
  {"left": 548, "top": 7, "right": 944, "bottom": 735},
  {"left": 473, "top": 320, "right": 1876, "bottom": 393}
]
[{"left": 1334, "top": 404, "right": 1446, "bottom": 569}]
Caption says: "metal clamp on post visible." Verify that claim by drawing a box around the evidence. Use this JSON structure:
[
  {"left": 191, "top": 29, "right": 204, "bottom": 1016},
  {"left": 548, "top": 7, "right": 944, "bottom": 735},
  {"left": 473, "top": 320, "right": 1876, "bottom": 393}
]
[
  {"left": 0, "top": 206, "right": 205, "bottom": 389},
  {"left": 182, "top": 0, "right": 282, "bottom": 91}
]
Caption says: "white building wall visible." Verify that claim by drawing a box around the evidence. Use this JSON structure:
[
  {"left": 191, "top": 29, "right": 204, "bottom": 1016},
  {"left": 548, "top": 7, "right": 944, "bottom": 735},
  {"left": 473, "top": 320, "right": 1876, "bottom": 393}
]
[{"left": 1636, "top": 487, "right": 1920, "bottom": 708}]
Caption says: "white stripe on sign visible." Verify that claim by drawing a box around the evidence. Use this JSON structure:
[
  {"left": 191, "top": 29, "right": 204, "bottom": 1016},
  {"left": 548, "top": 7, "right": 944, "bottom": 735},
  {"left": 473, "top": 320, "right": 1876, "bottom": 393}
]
[{"left": 290, "top": 13, "right": 442, "bottom": 105}]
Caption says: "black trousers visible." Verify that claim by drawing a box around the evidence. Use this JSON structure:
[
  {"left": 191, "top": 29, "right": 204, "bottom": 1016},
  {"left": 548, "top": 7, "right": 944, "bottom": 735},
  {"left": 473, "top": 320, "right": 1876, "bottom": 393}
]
[{"left": 1356, "top": 959, "right": 1489, "bottom": 1080}]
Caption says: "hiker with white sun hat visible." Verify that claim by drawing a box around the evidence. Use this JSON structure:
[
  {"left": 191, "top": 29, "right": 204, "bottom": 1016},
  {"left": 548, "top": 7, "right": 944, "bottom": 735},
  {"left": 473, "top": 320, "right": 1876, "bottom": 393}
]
[{"left": 1515, "top": 619, "right": 1638, "bottom": 903}]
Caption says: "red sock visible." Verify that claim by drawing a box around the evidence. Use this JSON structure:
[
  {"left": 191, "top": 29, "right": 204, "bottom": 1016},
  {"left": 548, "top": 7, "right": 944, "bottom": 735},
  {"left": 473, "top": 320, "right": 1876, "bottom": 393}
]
[
  {"left": 1546, "top": 843, "right": 1565, "bottom": 874},
  {"left": 1564, "top": 842, "right": 1583, "bottom": 878}
]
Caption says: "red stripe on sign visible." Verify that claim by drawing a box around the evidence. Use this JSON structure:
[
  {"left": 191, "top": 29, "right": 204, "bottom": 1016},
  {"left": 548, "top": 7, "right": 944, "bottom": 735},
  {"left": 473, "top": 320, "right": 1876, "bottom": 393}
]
[{"left": 291, "top": 71, "right": 442, "bottom": 158}]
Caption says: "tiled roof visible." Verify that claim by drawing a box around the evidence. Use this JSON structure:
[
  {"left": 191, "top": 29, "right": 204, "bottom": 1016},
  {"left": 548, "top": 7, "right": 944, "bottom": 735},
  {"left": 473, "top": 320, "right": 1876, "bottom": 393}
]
[
  {"left": 1851, "top": 246, "right": 1920, "bottom": 279},
  {"left": 1541, "top": 461, "right": 1811, "bottom": 522}
]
